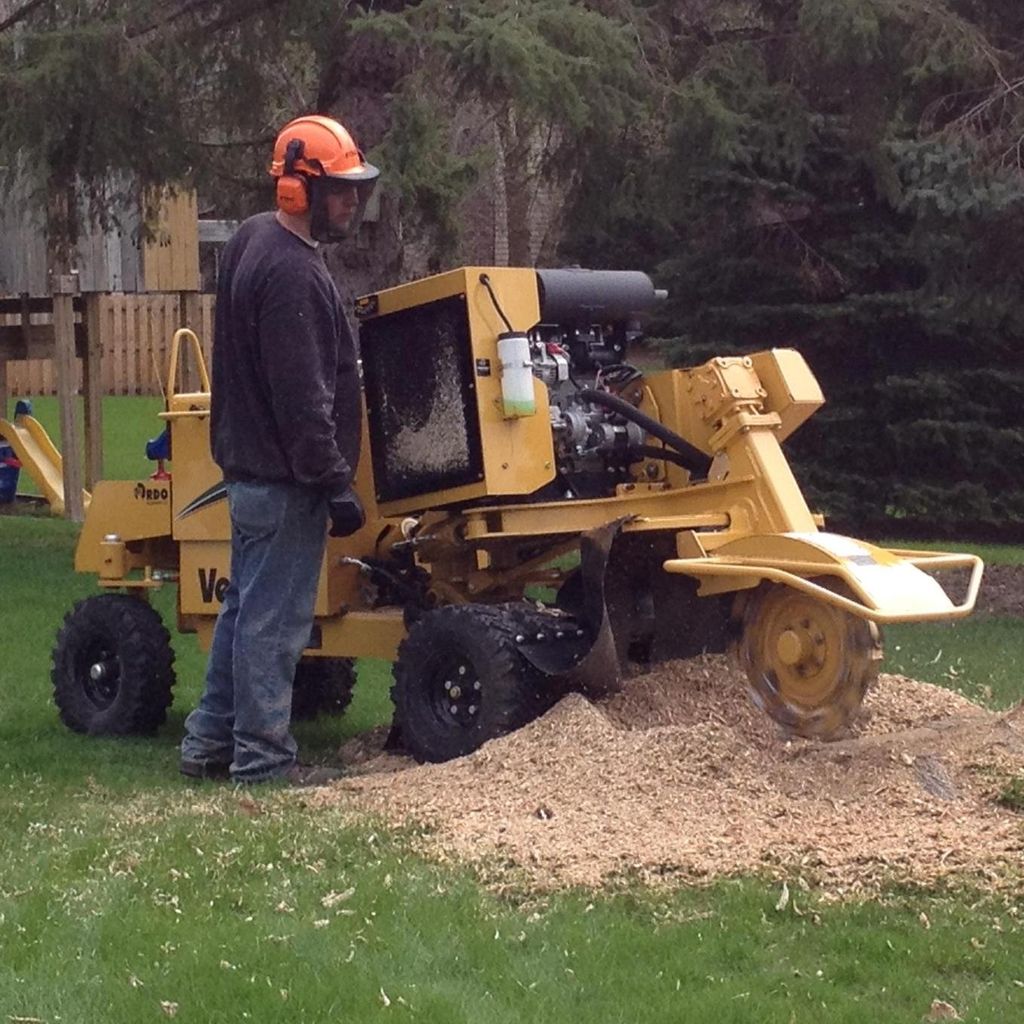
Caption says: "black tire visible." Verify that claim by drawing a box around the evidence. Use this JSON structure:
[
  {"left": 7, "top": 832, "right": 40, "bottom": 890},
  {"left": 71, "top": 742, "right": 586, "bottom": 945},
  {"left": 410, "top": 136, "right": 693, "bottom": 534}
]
[
  {"left": 291, "top": 657, "right": 357, "bottom": 721},
  {"left": 52, "top": 594, "right": 175, "bottom": 735},
  {"left": 391, "top": 604, "right": 555, "bottom": 763}
]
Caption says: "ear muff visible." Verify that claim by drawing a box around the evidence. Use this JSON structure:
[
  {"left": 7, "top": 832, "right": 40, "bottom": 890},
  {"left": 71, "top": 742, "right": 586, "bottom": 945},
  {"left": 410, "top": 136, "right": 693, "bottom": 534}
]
[
  {"left": 276, "top": 138, "right": 311, "bottom": 214},
  {"left": 276, "top": 175, "right": 309, "bottom": 214}
]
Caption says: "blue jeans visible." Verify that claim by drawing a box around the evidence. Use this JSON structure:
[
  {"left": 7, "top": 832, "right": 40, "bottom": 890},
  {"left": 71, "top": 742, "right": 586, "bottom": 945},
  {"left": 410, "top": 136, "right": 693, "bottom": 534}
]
[{"left": 181, "top": 480, "right": 328, "bottom": 782}]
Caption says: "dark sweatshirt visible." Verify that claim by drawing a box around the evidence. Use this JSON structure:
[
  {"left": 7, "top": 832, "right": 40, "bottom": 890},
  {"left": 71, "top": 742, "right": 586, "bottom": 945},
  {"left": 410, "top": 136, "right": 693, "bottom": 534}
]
[{"left": 210, "top": 213, "right": 360, "bottom": 496}]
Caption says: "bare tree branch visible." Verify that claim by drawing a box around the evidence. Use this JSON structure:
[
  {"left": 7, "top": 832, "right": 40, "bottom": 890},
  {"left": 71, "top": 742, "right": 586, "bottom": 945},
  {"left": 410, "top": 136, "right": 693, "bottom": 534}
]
[
  {"left": 130, "top": 0, "right": 232, "bottom": 42},
  {"left": 0, "top": 0, "right": 45, "bottom": 35},
  {"left": 129, "top": 0, "right": 288, "bottom": 45},
  {"left": 195, "top": 134, "right": 275, "bottom": 149}
]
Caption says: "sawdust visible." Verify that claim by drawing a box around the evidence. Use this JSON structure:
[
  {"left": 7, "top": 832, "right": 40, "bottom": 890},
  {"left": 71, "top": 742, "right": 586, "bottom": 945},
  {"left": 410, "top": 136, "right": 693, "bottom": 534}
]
[
  {"left": 384, "top": 329, "right": 470, "bottom": 477},
  {"left": 307, "top": 656, "right": 1024, "bottom": 894}
]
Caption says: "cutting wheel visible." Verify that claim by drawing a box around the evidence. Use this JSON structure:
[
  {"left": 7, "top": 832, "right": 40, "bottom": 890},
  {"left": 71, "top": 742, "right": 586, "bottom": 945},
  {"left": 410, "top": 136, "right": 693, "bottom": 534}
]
[{"left": 734, "top": 581, "right": 882, "bottom": 739}]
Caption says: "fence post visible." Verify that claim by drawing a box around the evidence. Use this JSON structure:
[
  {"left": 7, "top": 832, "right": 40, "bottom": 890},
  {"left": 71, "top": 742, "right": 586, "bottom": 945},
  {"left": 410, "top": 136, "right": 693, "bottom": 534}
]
[
  {"left": 52, "top": 270, "right": 85, "bottom": 522},
  {"left": 83, "top": 294, "right": 104, "bottom": 486}
]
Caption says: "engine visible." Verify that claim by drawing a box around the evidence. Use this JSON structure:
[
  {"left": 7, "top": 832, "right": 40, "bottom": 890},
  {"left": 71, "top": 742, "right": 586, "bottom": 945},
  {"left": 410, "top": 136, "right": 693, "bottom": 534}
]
[
  {"left": 527, "top": 270, "right": 665, "bottom": 499},
  {"left": 357, "top": 265, "right": 702, "bottom": 512},
  {"left": 526, "top": 326, "right": 644, "bottom": 497}
]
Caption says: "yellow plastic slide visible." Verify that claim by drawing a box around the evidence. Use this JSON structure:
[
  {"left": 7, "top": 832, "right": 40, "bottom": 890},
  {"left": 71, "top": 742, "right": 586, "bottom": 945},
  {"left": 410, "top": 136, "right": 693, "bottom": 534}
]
[{"left": 0, "top": 414, "right": 91, "bottom": 517}]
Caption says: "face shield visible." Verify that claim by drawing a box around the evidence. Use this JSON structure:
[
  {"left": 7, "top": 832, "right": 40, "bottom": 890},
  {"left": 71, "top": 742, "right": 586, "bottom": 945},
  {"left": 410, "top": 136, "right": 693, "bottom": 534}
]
[{"left": 309, "top": 166, "right": 379, "bottom": 243}]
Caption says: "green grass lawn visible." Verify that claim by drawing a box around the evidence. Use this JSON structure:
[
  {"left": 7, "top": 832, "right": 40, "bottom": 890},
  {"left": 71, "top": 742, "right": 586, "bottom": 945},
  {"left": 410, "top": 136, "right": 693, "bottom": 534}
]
[
  {"left": 885, "top": 617, "right": 1023, "bottom": 708},
  {"left": 878, "top": 538, "right": 1023, "bottom": 708},
  {"left": 879, "top": 536, "right": 1024, "bottom": 568},
  {"left": 2, "top": 399, "right": 1024, "bottom": 1022}
]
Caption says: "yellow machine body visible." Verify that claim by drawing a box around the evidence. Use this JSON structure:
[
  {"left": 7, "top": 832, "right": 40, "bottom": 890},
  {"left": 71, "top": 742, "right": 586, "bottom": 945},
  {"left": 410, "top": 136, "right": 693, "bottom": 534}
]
[
  {"left": 356, "top": 267, "right": 556, "bottom": 514},
  {"left": 68, "top": 276, "right": 983, "bottom": 749}
]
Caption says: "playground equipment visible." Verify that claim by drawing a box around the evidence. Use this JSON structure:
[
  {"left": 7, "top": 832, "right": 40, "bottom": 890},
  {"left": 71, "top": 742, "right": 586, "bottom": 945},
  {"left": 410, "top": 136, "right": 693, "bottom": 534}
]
[
  {"left": 0, "top": 438, "right": 19, "bottom": 502},
  {"left": 0, "top": 401, "right": 91, "bottom": 516}
]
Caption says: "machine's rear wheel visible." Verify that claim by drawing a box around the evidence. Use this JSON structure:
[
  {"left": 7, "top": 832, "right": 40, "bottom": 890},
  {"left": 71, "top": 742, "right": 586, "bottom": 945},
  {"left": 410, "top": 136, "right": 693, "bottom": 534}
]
[
  {"left": 52, "top": 594, "right": 175, "bottom": 735},
  {"left": 291, "top": 657, "right": 357, "bottom": 721},
  {"left": 735, "top": 581, "right": 881, "bottom": 739},
  {"left": 391, "top": 604, "right": 554, "bottom": 763}
]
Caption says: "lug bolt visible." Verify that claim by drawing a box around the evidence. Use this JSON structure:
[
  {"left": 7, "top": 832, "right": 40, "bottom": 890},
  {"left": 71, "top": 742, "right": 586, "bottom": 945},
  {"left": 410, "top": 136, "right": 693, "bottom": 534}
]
[{"left": 469, "top": 705, "right": 477, "bottom": 715}]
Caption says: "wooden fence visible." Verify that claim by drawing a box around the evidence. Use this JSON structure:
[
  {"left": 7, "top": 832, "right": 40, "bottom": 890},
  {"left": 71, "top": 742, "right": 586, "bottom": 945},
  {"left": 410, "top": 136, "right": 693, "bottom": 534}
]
[{"left": 1, "top": 293, "right": 215, "bottom": 397}]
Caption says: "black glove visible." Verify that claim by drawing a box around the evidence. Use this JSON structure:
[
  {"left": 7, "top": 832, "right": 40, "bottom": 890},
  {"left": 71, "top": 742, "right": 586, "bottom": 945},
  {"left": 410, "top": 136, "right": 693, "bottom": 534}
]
[{"left": 328, "top": 487, "right": 366, "bottom": 538}]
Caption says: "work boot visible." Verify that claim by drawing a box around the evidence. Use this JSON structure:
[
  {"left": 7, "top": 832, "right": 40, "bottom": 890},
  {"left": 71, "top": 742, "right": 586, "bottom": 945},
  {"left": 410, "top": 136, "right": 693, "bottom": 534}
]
[{"left": 179, "top": 758, "right": 232, "bottom": 781}]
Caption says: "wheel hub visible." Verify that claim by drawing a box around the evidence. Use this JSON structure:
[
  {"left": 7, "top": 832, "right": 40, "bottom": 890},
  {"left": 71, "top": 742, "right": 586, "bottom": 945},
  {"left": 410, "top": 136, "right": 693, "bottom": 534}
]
[
  {"left": 776, "top": 628, "right": 810, "bottom": 667},
  {"left": 90, "top": 659, "right": 115, "bottom": 682},
  {"left": 737, "top": 582, "right": 881, "bottom": 739},
  {"left": 80, "top": 644, "right": 121, "bottom": 708},
  {"left": 433, "top": 657, "right": 480, "bottom": 727}
]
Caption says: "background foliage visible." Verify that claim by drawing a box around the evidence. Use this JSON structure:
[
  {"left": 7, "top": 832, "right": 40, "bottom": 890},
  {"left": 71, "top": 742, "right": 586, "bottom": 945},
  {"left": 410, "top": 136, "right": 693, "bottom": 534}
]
[
  {"left": 564, "top": 0, "right": 1024, "bottom": 539},
  {"left": 2, "top": 0, "right": 1023, "bottom": 537}
]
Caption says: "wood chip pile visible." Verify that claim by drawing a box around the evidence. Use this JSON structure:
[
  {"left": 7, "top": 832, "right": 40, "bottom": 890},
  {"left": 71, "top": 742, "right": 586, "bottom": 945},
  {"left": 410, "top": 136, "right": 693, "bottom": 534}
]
[{"left": 308, "top": 656, "right": 1024, "bottom": 894}]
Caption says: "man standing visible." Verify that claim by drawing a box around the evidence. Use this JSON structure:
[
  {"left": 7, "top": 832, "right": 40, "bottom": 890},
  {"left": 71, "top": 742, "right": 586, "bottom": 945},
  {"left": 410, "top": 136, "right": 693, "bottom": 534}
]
[{"left": 180, "top": 115, "right": 379, "bottom": 785}]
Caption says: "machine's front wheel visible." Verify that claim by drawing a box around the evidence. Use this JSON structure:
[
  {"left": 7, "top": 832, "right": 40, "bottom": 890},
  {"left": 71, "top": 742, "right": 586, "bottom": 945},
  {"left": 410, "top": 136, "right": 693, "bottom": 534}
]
[
  {"left": 291, "top": 657, "right": 357, "bottom": 721},
  {"left": 735, "top": 582, "right": 881, "bottom": 739},
  {"left": 391, "top": 604, "right": 554, "bottom": 763},
  {"left": 52, "top": 594, "right": 176, "bottom": 735}
]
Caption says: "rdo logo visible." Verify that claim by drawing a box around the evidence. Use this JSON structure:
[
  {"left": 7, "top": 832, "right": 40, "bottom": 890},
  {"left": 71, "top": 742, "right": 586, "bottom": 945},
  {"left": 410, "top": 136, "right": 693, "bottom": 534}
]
[{"left": 134, "top": 482, "right": 169, "bottom": 502}]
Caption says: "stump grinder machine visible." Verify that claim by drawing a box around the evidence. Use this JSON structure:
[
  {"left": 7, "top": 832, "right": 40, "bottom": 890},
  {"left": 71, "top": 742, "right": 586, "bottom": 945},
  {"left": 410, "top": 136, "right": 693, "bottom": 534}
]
[{"left": 53, "top": 267, "right": 984, "bottom": 761}]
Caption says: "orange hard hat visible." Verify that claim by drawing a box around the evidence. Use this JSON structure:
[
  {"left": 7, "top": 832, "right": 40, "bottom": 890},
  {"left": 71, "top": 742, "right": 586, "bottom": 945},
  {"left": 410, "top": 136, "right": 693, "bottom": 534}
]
[
  {"left": 270, "top": 114, "right": 379, "bottom": 226},
  {"left": 269, "top": 115, "right": 378, "bottom": 183}
]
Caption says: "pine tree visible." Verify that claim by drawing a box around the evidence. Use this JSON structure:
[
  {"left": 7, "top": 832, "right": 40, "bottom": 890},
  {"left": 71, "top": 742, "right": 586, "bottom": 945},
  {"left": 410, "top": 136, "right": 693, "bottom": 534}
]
[
  {"left": 0, "top": 1, "right": 648, "bottom": 277},
  {"left": 563, "top": 0, "right": 1024, "bottom": 539},
  {"left": 351, "top": 0, "right": 645, "bottom": 266},
  {"left": 0, "top": 1, "right": 303, "bottom": 261}
]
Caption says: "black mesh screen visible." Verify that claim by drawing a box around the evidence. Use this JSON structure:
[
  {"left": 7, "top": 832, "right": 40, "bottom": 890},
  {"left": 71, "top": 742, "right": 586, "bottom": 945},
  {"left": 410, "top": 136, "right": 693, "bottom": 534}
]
[{"left": 360, "top": 294, "right": 484, "bottom": 503}]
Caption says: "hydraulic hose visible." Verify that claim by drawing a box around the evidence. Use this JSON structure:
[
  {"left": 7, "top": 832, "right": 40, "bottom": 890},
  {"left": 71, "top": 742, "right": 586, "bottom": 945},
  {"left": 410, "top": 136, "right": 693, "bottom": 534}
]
[
  {"left": 626, "top": 444, "right": 706, "bottom": 473},
  {"left": 579, "top": 388, "right": 713, "bottom": 481}
]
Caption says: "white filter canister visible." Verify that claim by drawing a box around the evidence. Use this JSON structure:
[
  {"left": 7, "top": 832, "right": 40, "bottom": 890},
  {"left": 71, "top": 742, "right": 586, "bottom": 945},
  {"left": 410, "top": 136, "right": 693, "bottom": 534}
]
[{"left": 497, "top": 331, "right": 537, "bottom": 418}]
